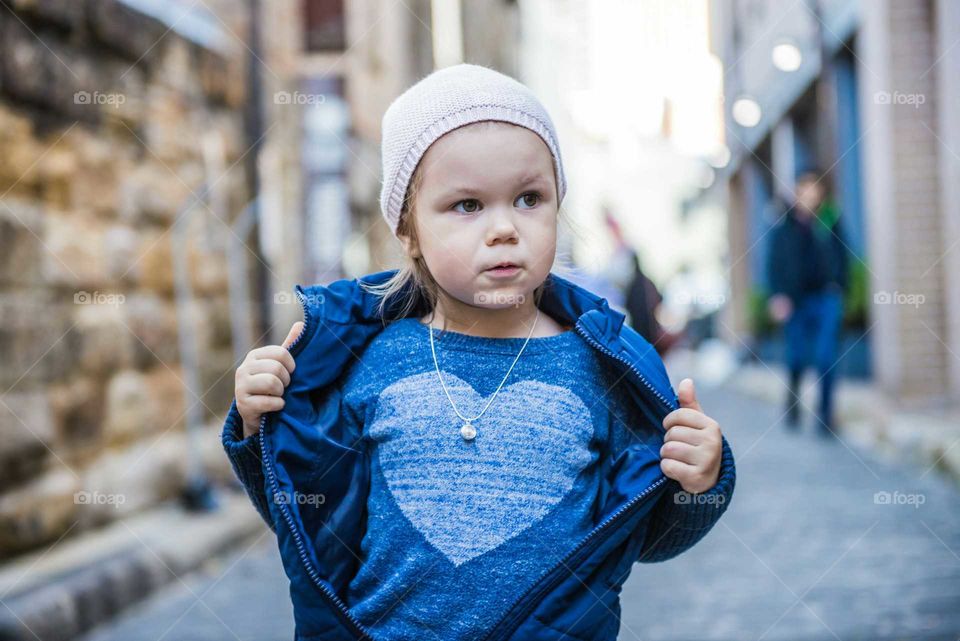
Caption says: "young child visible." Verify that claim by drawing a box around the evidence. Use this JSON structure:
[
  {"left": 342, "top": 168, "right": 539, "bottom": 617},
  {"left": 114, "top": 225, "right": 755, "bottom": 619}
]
[{"left": 223, "top": 63, "right": 735, "bottom": 641}]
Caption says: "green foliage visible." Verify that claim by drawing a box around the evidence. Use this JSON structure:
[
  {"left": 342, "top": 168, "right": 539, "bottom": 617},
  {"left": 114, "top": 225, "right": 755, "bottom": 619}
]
[
  {"left": 748, "top": 286, "right": 775, "bottom": 337},
  {"left": 843, "top": 257, "right": 869, "bottom": 328}
]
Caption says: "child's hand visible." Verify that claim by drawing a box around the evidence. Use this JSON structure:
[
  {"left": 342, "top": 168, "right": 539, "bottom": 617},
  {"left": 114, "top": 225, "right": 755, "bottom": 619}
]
[
  {"left": 235, "top": 322, "right": 304, "bottom": 439},
  {"left": 659, "top": 378, "right": 723, "bottom": 494}
]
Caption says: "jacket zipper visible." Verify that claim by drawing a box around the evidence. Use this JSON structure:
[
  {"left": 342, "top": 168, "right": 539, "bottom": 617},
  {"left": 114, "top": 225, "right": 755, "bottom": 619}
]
[
  {"left": 259, "top": 417, "right": 374, "bottom": 639},
  {"left": 478, "top": 474, "right": 668, "bottom": 641},
  {"left": 259, "top": 288, "right": 376, "bottom": 639},
  {"left": 286, "top": 286, "right": 311, "bottom": 355},
  {"left": 478, "top": 319, "right": 675, "bottom": 641},
  {"left": 573, "top": 317, "right": 676, "bottom": 413}
]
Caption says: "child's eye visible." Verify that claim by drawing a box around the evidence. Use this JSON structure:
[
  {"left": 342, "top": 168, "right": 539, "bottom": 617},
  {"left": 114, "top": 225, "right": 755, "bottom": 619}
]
[
  {"left": 452, "top": 199, "right": 481, "bottom": 214},
  {"left": 515, "top": 192, "right": 541, "bottom": 209}
]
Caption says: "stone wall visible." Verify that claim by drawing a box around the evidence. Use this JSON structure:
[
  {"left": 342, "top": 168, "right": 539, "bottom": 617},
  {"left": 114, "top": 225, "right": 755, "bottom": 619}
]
[{"left": 0, "top": 0, "right": 250, "bottom": 557}]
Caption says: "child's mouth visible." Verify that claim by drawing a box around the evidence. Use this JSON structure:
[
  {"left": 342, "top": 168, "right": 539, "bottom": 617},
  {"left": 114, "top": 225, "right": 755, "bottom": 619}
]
[{"left": 485, "top": 265, "right": 521, "bottom": 277}]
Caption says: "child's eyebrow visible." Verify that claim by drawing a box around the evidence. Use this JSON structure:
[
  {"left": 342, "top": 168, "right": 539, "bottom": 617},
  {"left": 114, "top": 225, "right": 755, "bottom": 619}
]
[
  {"left": 438, "top": 174, "right": 548, "bottom": 200},
  {"left": 513, "top": 173, "right": 550, "bottom": 188},
  {"left": 438, "top": 185, "right": 482, "bottom": 200}
]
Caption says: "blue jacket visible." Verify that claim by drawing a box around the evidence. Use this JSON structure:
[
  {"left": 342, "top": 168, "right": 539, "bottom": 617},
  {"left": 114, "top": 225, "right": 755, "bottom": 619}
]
[{"left": 221, "top": 268, "right": 736, "bottom": 641}]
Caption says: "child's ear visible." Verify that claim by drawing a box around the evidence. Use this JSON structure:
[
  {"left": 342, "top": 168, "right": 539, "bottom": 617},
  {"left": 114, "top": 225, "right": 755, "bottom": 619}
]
[{"left": 399, "top": 233, "right": 421, "bottom": 259}]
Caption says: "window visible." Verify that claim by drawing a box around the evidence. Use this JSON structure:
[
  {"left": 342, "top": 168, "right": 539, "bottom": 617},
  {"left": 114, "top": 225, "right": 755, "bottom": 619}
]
[{"left": 303, "top": 0, "right": 345, "bottom": 52}]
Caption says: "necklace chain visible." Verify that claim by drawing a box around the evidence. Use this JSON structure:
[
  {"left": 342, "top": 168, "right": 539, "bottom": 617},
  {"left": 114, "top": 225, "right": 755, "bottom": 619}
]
[{"left": 428, "top": 308, "right": 540, "bottom": 438}]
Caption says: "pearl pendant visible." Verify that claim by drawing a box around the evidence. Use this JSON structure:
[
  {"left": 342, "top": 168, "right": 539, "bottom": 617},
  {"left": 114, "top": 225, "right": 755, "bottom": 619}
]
[{"left": 460, "top": 422, "right": 477, "bottom": 440}]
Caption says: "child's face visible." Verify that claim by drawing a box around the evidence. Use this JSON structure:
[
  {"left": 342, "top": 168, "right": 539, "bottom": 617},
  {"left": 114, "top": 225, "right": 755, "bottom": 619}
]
[{"left": 405, "top": 122, "right": 558, "bottom": 311}]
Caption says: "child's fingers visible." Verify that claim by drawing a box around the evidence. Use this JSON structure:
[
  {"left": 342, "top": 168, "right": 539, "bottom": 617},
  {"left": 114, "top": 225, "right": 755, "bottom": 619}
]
[
  {"left": 662, "top": 408, "right": 714, "bottom": 431},
  {"left": 281, "top": 322, "right": 305, "bottom": 349},
  {"left": 660, "top": 440, "right": 699, "bottom": 465},
  {"left": 660, "top": 457, "right": 696, "bottom": 482},
  {"left": 245, "top": 358, "right": 291, "bottom": 388},
  {"left": 243, "top": 394, "right": 285, "bottom": 415},
  {"left": 246, "top": 372, "right": 286, "bottom": 397},
  {"left": 677, "top": 378, "right": 703, "bottom": 412},
  {"left": 250, "top": 345, "right": 296, "bottom": 374},
  {"left": 662, "top": 456, "right": 718, "bottom": 494},
  {"left": 663, "top": 425, "right": 704, "bottom": 446}
]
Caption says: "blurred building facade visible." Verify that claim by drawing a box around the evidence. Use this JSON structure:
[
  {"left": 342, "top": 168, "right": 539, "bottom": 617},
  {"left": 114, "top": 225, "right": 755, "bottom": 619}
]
[
  {"left": 0, "top": 0, "right": 524, "bottom": 558},
  {"left": 519, "top": 0, "right": 729, "bottom": 330},
  {"left": 710, "top": 0, "right": 960, "bottom": 404},
  {"left": 260, "top": 0, "right": 521, "bottom": 336},
  {"left": 0, "top": 0, "right": 251, "bottom": 555}
]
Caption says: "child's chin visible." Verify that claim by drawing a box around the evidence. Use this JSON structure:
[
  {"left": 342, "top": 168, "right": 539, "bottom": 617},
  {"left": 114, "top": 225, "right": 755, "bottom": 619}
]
[{"left": 470, "top": 285, "right": 533, "bottom": 309}]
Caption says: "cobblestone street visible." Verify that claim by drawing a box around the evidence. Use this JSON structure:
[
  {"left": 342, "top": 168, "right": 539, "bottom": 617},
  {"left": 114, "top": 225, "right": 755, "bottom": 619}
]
[
  {"left": 622, "top": 385, "right": 960, "bottom": 641},
  {"left": 80, "top": 385, "right": 960, "bottom": 641},
  {"left": 80, "top": 532, "right": 294, "bottom": 641}
]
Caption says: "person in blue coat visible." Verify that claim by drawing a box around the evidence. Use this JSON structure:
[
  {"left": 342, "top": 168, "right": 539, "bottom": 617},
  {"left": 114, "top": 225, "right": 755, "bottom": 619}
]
[
  {"left": 766, "top": 171, "right": 850, "bottom": 434},
  {"left": 222, "top": 63, "right": 736, "bottom": 641}
]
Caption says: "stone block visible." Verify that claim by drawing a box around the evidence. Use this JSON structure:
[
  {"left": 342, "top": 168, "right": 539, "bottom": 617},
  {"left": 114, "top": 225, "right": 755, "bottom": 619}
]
[
  {"left": 77, "top": 431, "right": 189, "bottom": 527},
  {"left": 0, "top": 292, "right": 81, "bottom": 389},
  {"left": 42, "top": 211, "right": 108, "bottom": 288},
  {"left": 0, "top": 199, "right": 45, "bottom": 286},
  {"left": 0, "top": 468, "right": 79, "bottom": 557},
  {"left": 86, "top": 0, "right": 166, "bottom": 64},
  {"left": 0, "top": 391, "right": 54, "bottom": 488},
  {"left": 49, "top": 376, "right": 104, "bottom": 455},
  {"left": 0, "top": 108, "right": 41, "bottom": 194},
  {"left": 122, "top": 293, "right": 179, "bottom": 369},
  {"left": 103, "top": 369, "right": 153, "bottom": 445}
]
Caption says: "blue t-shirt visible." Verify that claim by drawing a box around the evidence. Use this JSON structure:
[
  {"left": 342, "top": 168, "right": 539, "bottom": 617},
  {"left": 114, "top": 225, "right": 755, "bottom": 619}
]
[{"left": 339, "top": 316, "right": 645, "bottom": 640}]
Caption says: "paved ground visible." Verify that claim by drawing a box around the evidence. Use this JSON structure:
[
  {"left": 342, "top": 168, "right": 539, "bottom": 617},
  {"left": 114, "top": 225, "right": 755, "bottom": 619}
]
[
  {"left": 80, "top": 385, "right": 960, "bottom": 641},
  {"left": 620, "top": 385, "right": 960, "bottom": 641},
  {"left": 79, "top": 531, "right": 294, "bottom": 641}
]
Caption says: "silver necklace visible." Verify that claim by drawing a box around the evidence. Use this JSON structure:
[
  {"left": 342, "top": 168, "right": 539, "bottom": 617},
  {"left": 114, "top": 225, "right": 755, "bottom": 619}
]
[{"left": 427, "top": 308, "right": 540, "bottom": 441}]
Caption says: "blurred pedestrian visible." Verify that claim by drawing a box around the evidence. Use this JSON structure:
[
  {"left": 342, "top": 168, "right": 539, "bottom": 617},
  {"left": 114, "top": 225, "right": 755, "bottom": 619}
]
[
  {"left": 766, "top": 171, "right": 849, "bottom": 435},
  {"left": 625, "top": 251, "right": 679, "bottom": 356},
  {"left": 598, "top": 207, "right": 634, "bottom": 310}
]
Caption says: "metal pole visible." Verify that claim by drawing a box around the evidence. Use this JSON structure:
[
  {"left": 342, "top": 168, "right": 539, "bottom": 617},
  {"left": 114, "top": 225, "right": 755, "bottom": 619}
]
[
  {"left": 172, "top": 184, "right": 218, "bottom": 511},
  {"left": 245, "top": 0, "right": 272, "bottom": 343}
]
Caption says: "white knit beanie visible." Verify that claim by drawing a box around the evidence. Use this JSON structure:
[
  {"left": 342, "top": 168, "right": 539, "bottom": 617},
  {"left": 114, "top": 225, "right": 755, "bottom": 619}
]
[{"left": 379, "top": 63, "right": 567, "bottom": 237}]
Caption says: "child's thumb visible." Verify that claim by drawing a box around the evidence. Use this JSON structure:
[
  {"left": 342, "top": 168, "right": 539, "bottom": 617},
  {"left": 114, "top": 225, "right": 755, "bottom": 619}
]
[
  {"left": 281, "top": 322, "right": 305, "bottom": 349},
  {"left": 677, "top": 378, "right": 703, "bottom": 412}
]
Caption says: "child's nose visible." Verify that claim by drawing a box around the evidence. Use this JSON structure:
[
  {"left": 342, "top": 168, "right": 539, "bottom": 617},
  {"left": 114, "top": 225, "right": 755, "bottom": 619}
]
[{"left": 484, "top": 205, "right": 520, "bottom": 242}]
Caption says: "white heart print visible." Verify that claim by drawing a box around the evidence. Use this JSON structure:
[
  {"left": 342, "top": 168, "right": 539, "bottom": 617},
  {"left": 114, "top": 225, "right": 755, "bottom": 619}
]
[{"left": 370, "top": 371, "right": 595, "bottom": 567}]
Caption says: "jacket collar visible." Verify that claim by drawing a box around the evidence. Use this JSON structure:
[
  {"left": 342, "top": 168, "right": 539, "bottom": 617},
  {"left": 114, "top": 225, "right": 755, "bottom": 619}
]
[
  {"left": 294, "top": 268, "right": 675, "bottom": 413},
  {"left": 341, "top": 268, "right": 628, "bottom": 338}
]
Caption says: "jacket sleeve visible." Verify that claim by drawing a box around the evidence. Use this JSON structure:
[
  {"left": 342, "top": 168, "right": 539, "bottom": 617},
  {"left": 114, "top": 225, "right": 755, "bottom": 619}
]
[
  {"left": 635, "top": 433, "right": 735, "bottom": 563},
  {"left": 221, "top": 397, "right": 276, "bottom": 533}
]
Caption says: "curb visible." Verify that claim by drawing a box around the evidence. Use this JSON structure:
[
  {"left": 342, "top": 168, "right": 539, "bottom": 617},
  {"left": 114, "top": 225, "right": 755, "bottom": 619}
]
[
  {"left": 725, "top": 361, "right": 960, "bottom": 485},
  {"left": 0, "top": 491, "right": 269, "bottom": 641}
]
